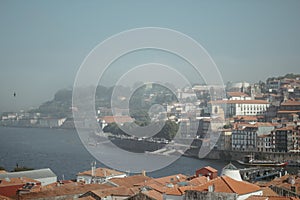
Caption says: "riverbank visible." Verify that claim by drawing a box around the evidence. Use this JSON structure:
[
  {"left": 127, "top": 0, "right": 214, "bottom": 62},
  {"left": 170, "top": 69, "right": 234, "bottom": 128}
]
[{"left": 203, "top": 149, "right": 300, "bottom": 163}]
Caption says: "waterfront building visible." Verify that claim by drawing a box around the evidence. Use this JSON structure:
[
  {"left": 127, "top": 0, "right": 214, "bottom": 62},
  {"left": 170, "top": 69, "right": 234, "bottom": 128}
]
[
  {"left": 38, "top": 117, "right": 67, "bottom": 128},
  {"left": 231, "top": 123, "right": 276, "bottom": 152},
  {"left": 232, "top": 124, "right": 258, "bottom": 151},
  {"left": 271, "top": 126, "right": 296, "bottom": 152},
  {"left": 257, "top": 134, "right": 273, "bottom": 152}
]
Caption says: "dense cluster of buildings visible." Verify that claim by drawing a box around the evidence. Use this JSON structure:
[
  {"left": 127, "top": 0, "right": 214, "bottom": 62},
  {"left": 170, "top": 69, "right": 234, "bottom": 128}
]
[
  {"left": 93, "top": 76, "right": 300, "bottom": 158},
  {"left": 0, "top": 111, "right": 71, "bottom": 129},
  {"left": 153, "top": 76, "right": 300, "bottom": 155},
  {"left": 0, "top": 164, "right": 299, "bottom": 199}
]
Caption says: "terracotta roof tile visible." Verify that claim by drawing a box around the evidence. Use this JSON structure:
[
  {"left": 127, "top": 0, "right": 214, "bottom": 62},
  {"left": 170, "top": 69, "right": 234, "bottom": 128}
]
[
  {"left": 0, "top": 177, "right": 40, "bottom": 187},
  {"left": 154, "top": 174, "right": 187, "bottom": 185},
  {"left": 190, "top": 176, "right": 261, "bottom": 195},
  {"left": 77, "top": 168, "right": 125, "bottom": 178},
  {"left": 100, "top": 116, "right": 134, "bottom": 124},
  {"left": 281, "top": 100, "right": 300, "bottom": 106},
  {"left": 227, "top": 92, "right": 249, "bottom": 97},
  {"left": 19, "top": 183, "right": 112, "bottom": 199},
  {"left": 188, "top": 176, "right": 208, "bottom": 186},
  {"left": 0, "top": 195, "right": 13, "bottom": 200},
  {"left": 109, "top": 175, "right": 152, "bottom": 188},
  {"left": 202, "top": 166, "right": 218, "bottom": 173},
  {"left": 277, "top": 110, "right": 300, "bottom": 114},
  {"left": 261, "top": 187, "right": 279, "bottom": 196},
  {"left": 164, "top": 186, "right": 182, "bottom": 196},
  {"left": 90, "top": 186, "right": 139, "bottom": 198},
  {"left": 142, "top": 190, "right": 163, "bottom": 200}
]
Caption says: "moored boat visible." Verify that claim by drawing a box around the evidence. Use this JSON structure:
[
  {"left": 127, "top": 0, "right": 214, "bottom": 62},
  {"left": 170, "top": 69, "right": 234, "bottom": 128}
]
[{"left": 237, "top": 155, "right": 288, "bottom": 167}]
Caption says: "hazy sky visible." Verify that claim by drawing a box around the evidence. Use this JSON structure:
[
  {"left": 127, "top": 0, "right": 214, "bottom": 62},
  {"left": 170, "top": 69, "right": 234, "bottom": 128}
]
[{"left": 0, "top": 0, "right": 300, "bottom": 112}]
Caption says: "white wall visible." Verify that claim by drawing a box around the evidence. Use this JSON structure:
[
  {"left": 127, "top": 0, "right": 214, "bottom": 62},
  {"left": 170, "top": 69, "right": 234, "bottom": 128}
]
[
  {"left": 37, "top": 176, "right": 57, "bottom": 186},
  {"left": 238, "top": 190, "right": 262, "bottom": 200}
]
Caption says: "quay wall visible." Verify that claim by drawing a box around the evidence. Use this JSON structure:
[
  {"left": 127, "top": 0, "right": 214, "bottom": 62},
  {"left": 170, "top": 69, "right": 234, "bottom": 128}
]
[{"left": 203, "top": 149, "right": 300, "bottom": 162}]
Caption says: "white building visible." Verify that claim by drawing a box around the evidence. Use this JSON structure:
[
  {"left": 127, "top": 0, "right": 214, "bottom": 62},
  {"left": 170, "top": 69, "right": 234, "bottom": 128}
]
[
  {"left": 209, "top": 100, "right": 270, "bottom": 117},
  {"left": 38, "top": 118, "right": 67, "bottom": 128},
  {"left": 221, "top": 163, "right": 242, "bottom": 181},
  {"left": 0, "top": 168, "right": 57, "bottom": 186}
]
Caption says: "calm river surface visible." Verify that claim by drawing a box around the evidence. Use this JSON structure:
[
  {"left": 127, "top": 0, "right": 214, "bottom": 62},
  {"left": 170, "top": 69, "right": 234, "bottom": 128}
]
[{"left": 0, "top": 127, "right": 228, "bottom": 180}]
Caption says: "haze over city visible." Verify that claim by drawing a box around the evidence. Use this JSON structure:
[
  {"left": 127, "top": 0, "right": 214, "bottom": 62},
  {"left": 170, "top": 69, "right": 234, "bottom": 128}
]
[{"left": 1, "top": 0, "right": 300, "bottom": 112}]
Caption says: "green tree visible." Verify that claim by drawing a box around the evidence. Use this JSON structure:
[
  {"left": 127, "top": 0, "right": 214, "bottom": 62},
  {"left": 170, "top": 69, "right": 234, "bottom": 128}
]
[{"left": 155, "top": 120, "right": 179, "bottom": 140}]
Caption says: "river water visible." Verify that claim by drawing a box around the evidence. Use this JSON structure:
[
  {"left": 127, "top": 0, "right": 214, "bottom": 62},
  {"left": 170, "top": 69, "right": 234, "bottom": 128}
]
[{"left": 0, "top": 127, "right": 228, "bottom": 180}]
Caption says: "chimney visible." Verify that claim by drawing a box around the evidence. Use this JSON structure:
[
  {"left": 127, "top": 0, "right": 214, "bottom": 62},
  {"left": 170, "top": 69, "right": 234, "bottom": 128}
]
[
  {"left": 142, "top": 170, "right": 146, "bottom": 176},
  {"left": 91, "top": 161, "right": 96, "bottom": 177},
  {"left": 207, "top": 176, "right": 210, "bottom": 181},
  {"left": 208, "top": 184, "right": 215, "bottom": 192}
]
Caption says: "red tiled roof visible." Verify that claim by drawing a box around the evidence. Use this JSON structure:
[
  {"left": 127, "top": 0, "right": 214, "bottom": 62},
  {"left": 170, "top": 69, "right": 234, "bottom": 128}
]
[
  {"left": 154, "top": 174, "right": 188, "bottom": 185},
  {"left": 77, "top": 168, "right": 125, "bottom": 177},
  {"left": 0, "top": 195, "right": 13, "bottom": 200},
  {"left": 164, "top": 186, "right": 182, "bottom": 196},
  {"left": 100, "top": 116, "right": 134, "bottom": 124},
  {"left": 281, "top": 100, "right": 300, "bottom": 106},
  {"left": 235, "top": 116, "right": 258, "bottom": 121},
  {"left": 0, "top": 177, "right": 40, "bottom": 187},
  {"left": 188, "top": 176, "right": 209, "bottom": 186},
  {"left": 261, "top": 187, "right": 279, "bottom": 196},
  {"left": 142, "top": 189, "right": 163, "bottom": 200},
  {"left": 202, "top": 166, "right": 218, "bottom": 173},
  {"left": 227, "top": 92, "right": 249, "bottom": 97},
  {"left": 277, "top": 110, "right": 300, "bottom": 114},
  {"left": 109, "top": 175, "right": 152, "bottom": 188},
  {"left": 90, "top": 186, "right": 139, "bottom": 198},
  {"left": 191, "top": 176, "right": 261, "bottom": 195},
  {"left": 264, "top": 175, "right": 300, "bottom": 192},
  {"left": 275, "top": 126, "right": 295, "bottom": 131},
  {"left": 19, "top": 183, "right": 112, "bottom": 199}
]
